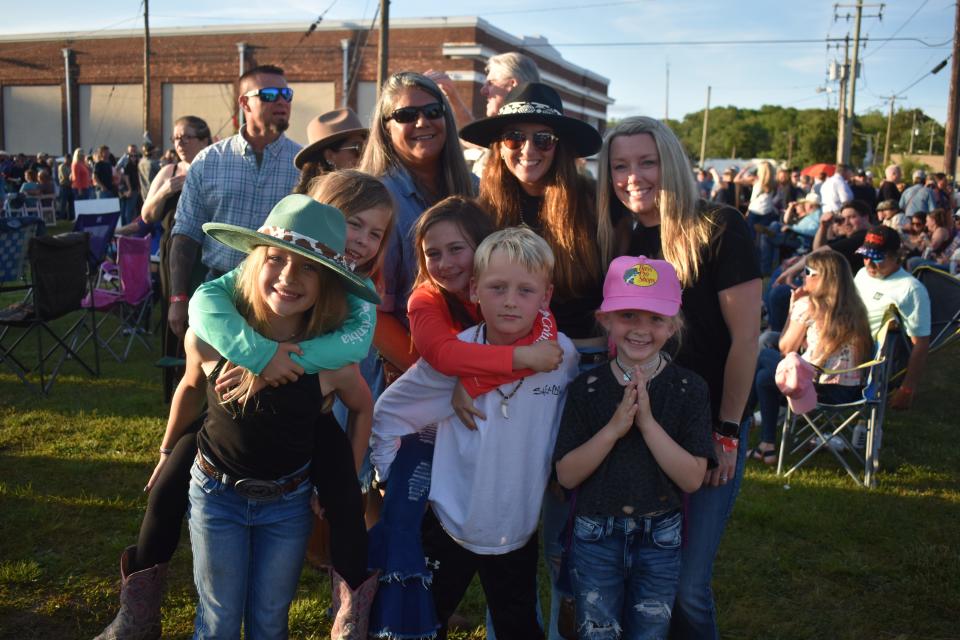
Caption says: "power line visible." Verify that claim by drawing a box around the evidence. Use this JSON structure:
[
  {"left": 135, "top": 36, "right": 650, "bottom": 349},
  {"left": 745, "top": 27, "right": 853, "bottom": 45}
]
[
  {"left": 863, "top": 0, "right": 931, "bottom": 59},
  {"left": 280, "top": 0, "right": 340, "bottom": 66},
  {"left": 517, "top": 36, "right": 951, "bottom": 48},
  {"left": 895, "top": 54, "right": 952, "bottom": 95}
]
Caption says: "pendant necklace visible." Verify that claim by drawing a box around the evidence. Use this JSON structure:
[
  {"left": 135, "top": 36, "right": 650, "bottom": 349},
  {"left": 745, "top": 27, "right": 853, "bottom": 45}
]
[
  {"left": 615, "top": 351, "right": 664, "bottom": 384},
  {"left": 474, "top": 323, "right": 525, "bottom": 419}
]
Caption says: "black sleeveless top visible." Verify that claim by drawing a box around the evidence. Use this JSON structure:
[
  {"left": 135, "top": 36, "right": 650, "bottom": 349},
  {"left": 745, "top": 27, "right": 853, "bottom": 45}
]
[{"left": 197, "top": 359, "right": 335, "bottom": 481}]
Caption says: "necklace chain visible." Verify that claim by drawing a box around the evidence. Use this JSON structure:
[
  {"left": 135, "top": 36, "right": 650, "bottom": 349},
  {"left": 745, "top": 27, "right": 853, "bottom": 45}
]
[
  {"left": 475, "top": 323, "right": 528, "bottom": 419},
  {"left": 615, "top": 351, "right": 664, "bottom": 383}
]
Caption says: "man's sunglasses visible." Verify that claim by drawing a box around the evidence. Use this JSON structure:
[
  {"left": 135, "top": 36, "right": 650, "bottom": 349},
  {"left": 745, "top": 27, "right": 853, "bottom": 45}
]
[
  {"left": 500, "top": 130, "right": 559, "bottom": 152},
  {"left": 386, "top": 102, "right": 445, "bottom": 123},
  {"left": 243, "top": 87, "right": 294, "bottom": 103}
]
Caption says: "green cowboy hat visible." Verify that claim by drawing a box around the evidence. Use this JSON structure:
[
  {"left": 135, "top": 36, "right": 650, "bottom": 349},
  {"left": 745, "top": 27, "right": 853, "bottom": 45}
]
[{"left": 202, "top": 194, "right": 380, "bottom": 304}]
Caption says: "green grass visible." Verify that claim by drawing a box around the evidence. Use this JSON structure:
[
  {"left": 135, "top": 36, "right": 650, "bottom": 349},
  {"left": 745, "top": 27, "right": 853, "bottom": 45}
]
[{"left": 1, "top": 279, "right": 959, "bottom": 638}]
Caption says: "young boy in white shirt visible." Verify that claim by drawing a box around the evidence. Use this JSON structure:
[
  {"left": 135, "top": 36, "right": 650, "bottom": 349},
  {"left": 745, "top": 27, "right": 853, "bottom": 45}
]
[{"left": 371, "top": 227, "right": 579, "bottom": 640}]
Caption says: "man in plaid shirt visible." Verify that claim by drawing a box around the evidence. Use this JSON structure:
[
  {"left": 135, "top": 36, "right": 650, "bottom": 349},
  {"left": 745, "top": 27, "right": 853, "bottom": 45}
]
[{"left": 168, "top": 64, "right": 301, "bottom": 337}]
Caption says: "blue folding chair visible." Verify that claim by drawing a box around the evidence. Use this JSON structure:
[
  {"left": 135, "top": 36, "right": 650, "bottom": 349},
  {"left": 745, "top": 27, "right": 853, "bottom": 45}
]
[{"left": 73, "top": 208, "right": 121, "bottom": 272}]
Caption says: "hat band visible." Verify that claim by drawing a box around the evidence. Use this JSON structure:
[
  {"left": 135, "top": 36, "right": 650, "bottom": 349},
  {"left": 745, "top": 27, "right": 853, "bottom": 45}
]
[
  {"left": 257, "top": 225, "right": 356, "bottom": 272},
  {"left": 498, "top": 101, "right": 562, "bottom": 117}
]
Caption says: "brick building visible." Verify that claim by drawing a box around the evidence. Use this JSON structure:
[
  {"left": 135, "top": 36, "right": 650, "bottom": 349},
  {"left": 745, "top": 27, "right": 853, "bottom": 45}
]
[{"left": 0, "top": 17, "right": 611, "bottom": 156}]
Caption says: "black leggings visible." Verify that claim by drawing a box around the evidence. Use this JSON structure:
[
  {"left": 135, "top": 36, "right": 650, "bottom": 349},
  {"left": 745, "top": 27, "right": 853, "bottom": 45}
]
[{"left": 130, "top": 417, "right": 368, "bottom": 589}]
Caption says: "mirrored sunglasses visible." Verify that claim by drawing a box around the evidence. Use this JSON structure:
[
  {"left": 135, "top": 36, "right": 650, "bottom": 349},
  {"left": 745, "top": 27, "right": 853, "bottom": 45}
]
[
  {"left": 500, "top": 130, "right": 559, "bottom": 152},
  {"left": 803, "top": 266, "right": 819, "bottom": 277},
  {"left": 336, "top": 144, "right": 364, "bottom": 156},
  {"left": 243, "top": 87, "right": 294, "bottom": 103},
  {"left": 386, "top": 102, "right": 445, "bottom": 123}
]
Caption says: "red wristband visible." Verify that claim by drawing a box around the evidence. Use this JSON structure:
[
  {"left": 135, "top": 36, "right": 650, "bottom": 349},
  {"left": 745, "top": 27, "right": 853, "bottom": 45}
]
[
  {"left": 169, "top": 294, "right": 188, "bottom": 304},
  {"left": 712, "top": 431, "right": 739, "bottom": 453}
]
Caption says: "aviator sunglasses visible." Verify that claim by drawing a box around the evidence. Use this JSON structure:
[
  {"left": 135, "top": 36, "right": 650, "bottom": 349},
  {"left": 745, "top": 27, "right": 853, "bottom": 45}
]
[
  {"left": 386, "top": 102, "right": 445, "bottom": 124},
  {"left": 500, "top": 130, "right": 559, "bottom": 152},
  {"left": 242, "top": 87, "right": 294, "bottom": 103}
]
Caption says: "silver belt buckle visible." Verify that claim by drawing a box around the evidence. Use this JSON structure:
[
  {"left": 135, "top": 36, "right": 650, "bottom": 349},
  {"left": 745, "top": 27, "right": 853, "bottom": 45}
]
[{"left": 233, "top": 478, "right": 283, "bottom": 501}]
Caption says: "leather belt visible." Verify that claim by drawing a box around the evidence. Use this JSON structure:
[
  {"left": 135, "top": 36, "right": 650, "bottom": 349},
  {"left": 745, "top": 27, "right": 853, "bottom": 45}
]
[{"left": 195, "top": 452, "right": 310, "bottom": 501}]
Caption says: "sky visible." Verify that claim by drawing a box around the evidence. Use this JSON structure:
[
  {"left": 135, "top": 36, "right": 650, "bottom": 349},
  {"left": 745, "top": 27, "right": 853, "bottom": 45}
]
[{"left": 2, "top": 0, "right": 954, "bottom": 124}]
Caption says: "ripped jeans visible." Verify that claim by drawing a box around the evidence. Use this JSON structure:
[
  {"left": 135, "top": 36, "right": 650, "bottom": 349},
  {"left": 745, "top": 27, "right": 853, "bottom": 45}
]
[{"left": 570, "top": 511, "right": 682, "bottom": 640}]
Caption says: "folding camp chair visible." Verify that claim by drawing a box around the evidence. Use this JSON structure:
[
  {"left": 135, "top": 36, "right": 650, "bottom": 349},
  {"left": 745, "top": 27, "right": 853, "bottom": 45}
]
[
  {"left": 776, "top": 316, "right": 899, "bottom": 488},
  {"left": 0, "top": 232, "right": 100, "bottom": 393},
  {"left": 74, "top": 199, "right": 121, "bottom": 271},
  {"left": 79, "top": 236, "right": 153, "bottom": 362},
  {"left": 0, "top": 217, "right": 42, "bottom": 285},
  {"left": 912, "top": 266, "right": 960, "bottom": 352}
]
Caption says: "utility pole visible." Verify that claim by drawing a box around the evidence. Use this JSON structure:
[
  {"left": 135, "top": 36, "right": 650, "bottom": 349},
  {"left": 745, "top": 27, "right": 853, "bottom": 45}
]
[
  {"left": 930, "top": 120, "right": 936, "bottom": 154},
  {"left": 377, "top": 0, "right": 390, "bottom": 97},
  {"left": 945, "top": 0, "right": 960, "bottom": 177},
  {"left": 834, "top": 1, "right": 883, "bottom": 165},
  {"left": 664, "top": 61, "right": 669, "bottom": 121},
  {"left": 836, "top": 36, "right": 850, "bottom": 165},
  {"left": 143, "top": 0, "right": 150, "bottom": 137},
  {"left": 699, "top": 85, "right": 711, "bottom": 168},
  {"left": 881, "top": 95, "right": 902, "bottom": 167},
  {"left": 909, "top": 110, "right": 918, "bottom": 154}
]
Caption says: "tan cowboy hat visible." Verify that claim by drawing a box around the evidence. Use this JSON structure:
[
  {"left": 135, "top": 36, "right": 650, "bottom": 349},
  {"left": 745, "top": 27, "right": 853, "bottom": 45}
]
[{"left": 294, "top": 108, "right": 368, "bottom": 169}]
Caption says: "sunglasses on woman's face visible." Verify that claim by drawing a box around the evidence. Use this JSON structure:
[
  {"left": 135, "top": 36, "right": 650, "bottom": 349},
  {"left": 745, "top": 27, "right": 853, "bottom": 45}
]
[
  {"left": 500, "top": 130, "right": 559, "bottom": 152},
  {"left": 242, "top": 87, "right": 294, "bottom": 103},
  {"left": 803, "top": 266, "right": 819, "bottom": 277},
  {"left": 386, "top": 102, "right": 445, "bottom": 124}
]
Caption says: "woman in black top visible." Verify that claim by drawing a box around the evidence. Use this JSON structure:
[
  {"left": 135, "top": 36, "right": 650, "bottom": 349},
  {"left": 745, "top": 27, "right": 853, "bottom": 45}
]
[{"left": 596, "top": 116, "right": 761, "bottom": 640}]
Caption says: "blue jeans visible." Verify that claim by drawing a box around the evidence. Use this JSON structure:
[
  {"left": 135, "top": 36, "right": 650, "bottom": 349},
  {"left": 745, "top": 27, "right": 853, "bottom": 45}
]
[
  {"left": 671, "top": 419, "right": 750, "bottom": 640},
  {"left": 754, "top": 347, "right": 783, "bottom": 444},
  {"left": 187, "top": 460, "right": 314, "bottom": 639},
  {"left": 570, "top": 511, "right": 683, "bottom": 640}
]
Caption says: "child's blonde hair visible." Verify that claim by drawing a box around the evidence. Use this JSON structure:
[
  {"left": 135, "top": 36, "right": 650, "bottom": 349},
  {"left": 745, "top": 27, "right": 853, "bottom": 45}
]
[
  {"left": 306, "top": 169, "right": 395, "bottom": 280},
  {"left": 473, "top": 226, "right": 555, "bottom": 282},
  {"left": 229, "top": 245, "right": 349, "bottom": 406}
]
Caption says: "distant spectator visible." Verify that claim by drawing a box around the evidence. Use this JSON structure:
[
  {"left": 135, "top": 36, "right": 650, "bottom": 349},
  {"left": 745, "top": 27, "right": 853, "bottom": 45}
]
[
  {"left": 900, "top": 169, "right": 936, "bottom": 216},
  {"left": 70, "top": 147, "right": 93, "bottom": 200},
  {"left": 160, "top": 148, "right": 177, "bottom": 167},
  {"left": 877, "top": 199, "right": 908, "bottom": 232},
  {"left": 117, "top": 144, "right": 141, "bottom": 224},
  {"left": 878, "top": 164, "right": 901, "bottom": 202},
  {"left": 931, "top": 172, "right": 952, "bottom": 210},
  {"left": 819, "top": 164, "right": 854, "bottom": 216},
  {"left": 851, "top": 169, "right": 877, "bottom": 212},
  {"left": 37, "top": 169, "right": 54, "bottom": 196},
  {"left": 138, "top": 143, "right": 160, "bottom": 195},
  {"left": 93, "top": 145, "right": 117, "bottom": 199},
  {"left": 710, "top": 167, "right": 739, "bottom": 207},
  {"left": 57, "top": 155, "right": 73, "bottom": 218},
  {"left": 736, "top": 161, "right": 778, "bottom": 233},
  {"left": 292, "top": 107, "right": 368, "bottom": 194},
  {"left": 697, "top": 167, "right": 714, "bottom": 200},
  {"left": 18, "top": 168, "right": 40, "bottom": 208}
]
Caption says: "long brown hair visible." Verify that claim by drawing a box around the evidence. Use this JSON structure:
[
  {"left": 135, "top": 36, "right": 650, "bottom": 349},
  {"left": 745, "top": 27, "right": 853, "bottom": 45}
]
[
  {"left": 412, "top": 196, "right": 496, "bottom": 329},
  {"left": 229, "top": 245, "right": 349, "bottom": 405},
  {"left": 479, "top": 139, "right": 600, "bottom": 300},
  {"left": 358, "top": 72, "right": 474, "bottom": 201},
  {"left": 804, "top": 251, "right": 873, "bottom": 367}
]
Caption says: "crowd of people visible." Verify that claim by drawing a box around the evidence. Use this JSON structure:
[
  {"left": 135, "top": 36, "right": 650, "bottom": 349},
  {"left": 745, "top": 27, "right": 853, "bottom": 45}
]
[{"left": 3, "top": 51, "right": 951, "bottom": 640}]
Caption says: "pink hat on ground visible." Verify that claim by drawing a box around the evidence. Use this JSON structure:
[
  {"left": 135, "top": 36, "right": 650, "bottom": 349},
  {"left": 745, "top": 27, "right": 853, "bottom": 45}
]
[
  {"left": 600, "top": 255, "right": 682, "bottom": 316},
  {"left": 775, "top": 352, "right": 818, "bottom": 414}
]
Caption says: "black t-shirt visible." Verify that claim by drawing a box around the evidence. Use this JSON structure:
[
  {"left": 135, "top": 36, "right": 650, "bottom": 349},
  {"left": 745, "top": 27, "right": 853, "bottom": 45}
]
[
  {"left": 198, "top": 359, "right": 330, "bottom": 482},
  {"left": 828, "top": 228, "right": 868, "bottom": 275},
  {"left": 851, "top": 185, "right": 877, "bottom": 212},
  {"left": 878, "top": 181, "right": 900, "bottom": 203},
  {"left": 626, "top": 203, "right": 760, "bottom": 421},
  {"left": 123, "top": 157, "right": 140, "bottom": 194},
  {"left": 553, "top": 361, "right": 716, "bottom": 517},
  {"left": 94, "top": 160, "right": 116, "bottom": 194}
]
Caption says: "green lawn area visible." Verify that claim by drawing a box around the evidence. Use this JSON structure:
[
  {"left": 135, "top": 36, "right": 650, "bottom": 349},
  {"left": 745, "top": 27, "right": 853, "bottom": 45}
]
[{"left": 1, "top": 292, "right": 958, "bottom": 639}]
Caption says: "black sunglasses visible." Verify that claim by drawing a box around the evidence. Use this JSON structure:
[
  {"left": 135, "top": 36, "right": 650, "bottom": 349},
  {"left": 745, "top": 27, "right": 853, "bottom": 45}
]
[
  {"left": 386, "top": 102, "right": 445, "bottom": 124},
  {"left": 243, "top": 87, "right": 294, "bottom": 103},
  {"left": 500, "top": 130, "right": 559, "bottom": 152}
]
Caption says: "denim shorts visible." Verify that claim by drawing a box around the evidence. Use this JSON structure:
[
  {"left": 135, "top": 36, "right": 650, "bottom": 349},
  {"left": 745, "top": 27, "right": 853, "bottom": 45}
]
[{"left": 570, "top": 510, "right": 682, "bottom": 640}]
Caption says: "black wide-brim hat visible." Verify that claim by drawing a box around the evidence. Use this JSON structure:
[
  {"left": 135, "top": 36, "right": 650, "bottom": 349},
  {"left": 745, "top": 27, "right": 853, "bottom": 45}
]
[{"left": 459, "top": 82, "right": 602, "bottom": 158}]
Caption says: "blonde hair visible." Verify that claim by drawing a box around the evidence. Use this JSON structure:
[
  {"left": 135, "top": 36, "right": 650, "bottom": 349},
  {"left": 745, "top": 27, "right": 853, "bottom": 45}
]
[
  {"left": 71, "top": 148, "right": 84, "bottom": 165},
  {"left": 596, "top": 116, "right": 714, "bottom": 287},
  {"left": 756, "top": 161, "right": 776, "bottom": 194},
  {"left": 473, "top": 226, "right": 554, "bottom": 283},
  {"left": 306, "top": 169, "right": 395, "bottom": 281},
  {"left": 358, "top": 72, "right": 474, "bottom": 202},
  {"left": 479, "top": 137, "right": 601, "bottom": 300},
  {"left": 229, "top": 245, "right": 349, "bottom": 405},
  {"left": 804, "top": 251, "right": 873, "bottom": 368}
]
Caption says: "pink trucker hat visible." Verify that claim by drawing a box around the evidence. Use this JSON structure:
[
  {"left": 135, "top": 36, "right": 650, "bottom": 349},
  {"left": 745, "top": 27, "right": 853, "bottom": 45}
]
[{"left": 600, "top": 255, "right": 682, "bottom": 316}]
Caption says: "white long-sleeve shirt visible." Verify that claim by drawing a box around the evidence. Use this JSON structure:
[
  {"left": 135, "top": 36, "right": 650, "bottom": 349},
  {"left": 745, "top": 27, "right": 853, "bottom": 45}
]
[
  {"left": 819, "top": 173, "right": 853, "bottom": 215},
  {"left": 372, "top": 326, "right": 579, "bottom": 555}
]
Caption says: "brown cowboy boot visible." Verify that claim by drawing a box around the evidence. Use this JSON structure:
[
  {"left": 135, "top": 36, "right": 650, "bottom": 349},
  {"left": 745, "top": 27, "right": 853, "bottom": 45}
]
[
  {"left": 329, "top": 569, "right": 379, "bottom": 640},
  {"left": 94, "top": 546, "right": 167, "bottom": 640}
]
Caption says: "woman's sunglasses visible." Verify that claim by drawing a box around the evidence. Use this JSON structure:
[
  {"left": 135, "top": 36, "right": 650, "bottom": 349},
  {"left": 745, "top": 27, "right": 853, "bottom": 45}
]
[
  {"left": 386, "top": 103, "right": 445, "bottom": 123},
  {"left": 500, "top": 130, "right": 559, "bottom": 152},
  {"left": 242, "top": 87, "right": 294, "bottom": 103},
  {"left": 803, "top": 266, "right": 819, "bottom": 277}
]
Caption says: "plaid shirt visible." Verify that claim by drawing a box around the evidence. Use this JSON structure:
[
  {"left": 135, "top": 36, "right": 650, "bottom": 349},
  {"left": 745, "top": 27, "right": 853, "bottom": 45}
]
[{"left": 172, "top": 132, "right": 301, "bottom": 274}]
